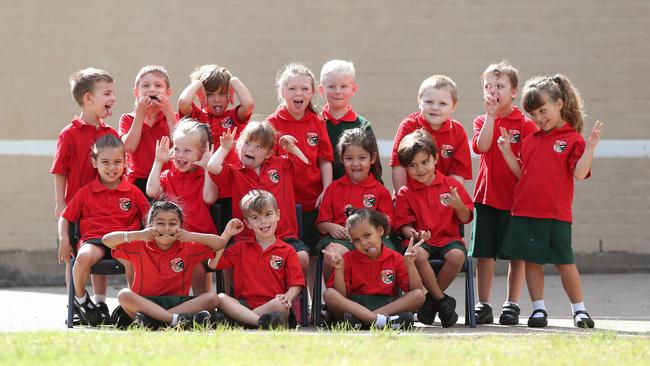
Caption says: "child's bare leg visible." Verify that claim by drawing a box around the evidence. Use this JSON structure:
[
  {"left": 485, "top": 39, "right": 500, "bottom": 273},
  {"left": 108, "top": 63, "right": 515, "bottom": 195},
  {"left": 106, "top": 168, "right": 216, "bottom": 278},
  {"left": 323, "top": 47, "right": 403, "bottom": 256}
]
[
  {"left": 297, "top": 251, "right": 309, "bottom": 280},
  {"left": 437, "top": 249, "right": 465, "bottom": 291},
  {"left": 374, "top": 289, "right": 425, "bottom": 315},
  {"left": 90, "top": 274, "right": 107, "bottom": 300},
  {"left": 506, "top": 259, "right": 525, "bottom": 303},
  {"left": 117, "top": 288, "right": 173, "bottom": 322},
  {"left": 73, "top": 244, "right": 104, "bottom": 298},
  {"left": 191, "top": 263, "right": 213, "bottom": 295},
  {"left": 322, "top": 288, "right": 377, "bottom": 323},
  {"left": 555, "top": 264, "right": 583, "bottom": 303},
  {"left": 322, "top": 243, "right": 349, "bottom": 280},
  {"left": 253, "top": 298, "right": 290, "bottom": 318},
  {"left": 476, "top": 258, "right": 494, "bottom": 303},
  {"left": 168, "top": 293, "right": 219, "bottom": 315},
  {"left": 525, "top": 262, "right": 545, "bottom": 301},
  {"left": 217, "top": 293, "right": 260, "bottom": 326},
  {"left": 414, "top": 247, "right": 444, "bottom": 300}
]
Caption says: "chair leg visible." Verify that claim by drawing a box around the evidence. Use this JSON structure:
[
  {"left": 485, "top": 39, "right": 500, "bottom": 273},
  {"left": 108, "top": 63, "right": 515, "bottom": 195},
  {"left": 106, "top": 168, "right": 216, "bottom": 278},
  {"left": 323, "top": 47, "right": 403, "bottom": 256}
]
[
  {"left": 301, "top": 287, "right": 309, "bottom": 326},
  {"left": 214, "top": 270, "right": 225, "bottom": 294},
  {"left": 465, "top": 257, "right": 476, "bottom": 328},
  {"left": 67, "top": 257, "right": 75, "bottom": 329},
  {"left": 312, "top": 255, "right": 323, "bottom": 327}
]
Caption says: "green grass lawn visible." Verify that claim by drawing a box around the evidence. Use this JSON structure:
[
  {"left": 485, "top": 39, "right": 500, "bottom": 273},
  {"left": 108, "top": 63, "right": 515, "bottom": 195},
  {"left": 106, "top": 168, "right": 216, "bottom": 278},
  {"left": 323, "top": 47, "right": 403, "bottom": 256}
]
[{"left": 1, "top": 329, "right": 649, "bottom": 366}]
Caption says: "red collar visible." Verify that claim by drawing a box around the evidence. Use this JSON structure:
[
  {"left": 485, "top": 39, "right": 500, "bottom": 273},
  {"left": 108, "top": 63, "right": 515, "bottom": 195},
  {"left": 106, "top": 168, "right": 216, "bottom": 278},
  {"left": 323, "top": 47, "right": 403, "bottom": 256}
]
[
  {"left": 414, "top": 113, "right": 452, "bottom": 133},
  {"left": 339, "top": 174, "right": 376, "bottom": 188},
  {"left": 90, "top": 177, "right": 131, "bottom": 193},
  {"left": 350, "top": 244, "right": 391, "bottom": 263},
  {"left": 276, "top": 105, "right": 317, "bottom": 122},
  {"left": 71, "top": 117, "right": 111, "bottom": 130},
  {"left": 322, "top": 105, "right": 357, "bottom": 125},
  {"left": 407, "top": 170, "right": 444, "bottom": 191}
]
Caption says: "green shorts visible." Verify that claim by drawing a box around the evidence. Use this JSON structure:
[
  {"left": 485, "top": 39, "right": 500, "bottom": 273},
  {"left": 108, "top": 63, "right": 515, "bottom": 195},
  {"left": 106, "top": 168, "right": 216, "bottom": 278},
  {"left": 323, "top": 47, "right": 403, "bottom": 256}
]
[
  {"left": 299, "top": 209, "right": 320, "bottom": 254},
  {"left": 422, "top": 241, "right": 467, "bottom": 259},
  {"left": 350, "top": 294, "right": 397, "bottom": 311},
  {"left": 469, "top": 203, "right": 512, "bottom": 259},
  {"left": 145, "top": 296, "right": 194, "bottom": 310},
  {"left": 316, "top": 235, "right": 399, "bottom": 253},
  {"left": 501, "top": 216, "right": 574, "bottom": 265},
  {"left": 283, "top": 237, "right": 310, "bottom": 254}
]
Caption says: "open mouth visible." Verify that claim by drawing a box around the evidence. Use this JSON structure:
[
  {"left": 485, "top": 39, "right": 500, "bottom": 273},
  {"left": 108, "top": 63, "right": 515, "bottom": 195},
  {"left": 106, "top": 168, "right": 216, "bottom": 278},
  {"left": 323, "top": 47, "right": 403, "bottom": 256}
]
[
  {"left": 292, "top": 100, "right": 304, "bottom": 109},
  {"left": 105, "top": 105, "right": 113, "bottom": 117},
  {"left": 242, "top": 154, "right": 255, "bottom": 166},
  {"left": 366, "top": 247, "right": 378, "bottom": 255},
  {"left": 212, "top": 105, "right": 224, "bottom": 115}
]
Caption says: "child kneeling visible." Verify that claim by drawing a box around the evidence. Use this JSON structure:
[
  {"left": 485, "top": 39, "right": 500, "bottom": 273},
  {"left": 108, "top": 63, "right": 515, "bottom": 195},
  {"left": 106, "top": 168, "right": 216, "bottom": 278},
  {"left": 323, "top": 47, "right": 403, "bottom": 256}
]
[{"left": 322, "top": 208, "right": 424, "bottom": 330}]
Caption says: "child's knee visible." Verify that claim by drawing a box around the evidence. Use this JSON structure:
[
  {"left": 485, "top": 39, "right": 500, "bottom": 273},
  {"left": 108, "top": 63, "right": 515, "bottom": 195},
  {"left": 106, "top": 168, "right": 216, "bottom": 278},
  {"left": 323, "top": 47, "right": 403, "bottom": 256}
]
[
  {"left": 201, "top": 292, "right": 220, "bottom": 309},
  {"left": 322, "top": 288, "right": 338, "bottom": 304},
  {"left": 415, "top": 247, "right": 430, "bottom": 262},
  {"left": 445, "top": 249, "right": 465, "bottom": 266},
  {"left": 410, "top": 288, "right": 426, "bottom": 304},
  {"left": 117, "top": 288, "right": 134, "bottom": 303}
]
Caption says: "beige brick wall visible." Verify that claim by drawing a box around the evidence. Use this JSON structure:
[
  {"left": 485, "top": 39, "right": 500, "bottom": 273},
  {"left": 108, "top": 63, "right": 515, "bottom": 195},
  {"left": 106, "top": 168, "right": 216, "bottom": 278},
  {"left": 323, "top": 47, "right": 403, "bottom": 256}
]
[{"left": 0, "top": 1, "right": 648, "bottom": 253}]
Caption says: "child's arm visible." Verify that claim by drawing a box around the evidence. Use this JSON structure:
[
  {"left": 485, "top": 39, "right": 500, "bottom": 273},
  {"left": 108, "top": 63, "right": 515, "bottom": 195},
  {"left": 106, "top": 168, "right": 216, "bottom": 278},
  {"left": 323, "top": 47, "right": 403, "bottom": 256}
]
[
  {"left": 574, "top": 121, "right": 604, "bottom": 180},
  {"left": 316, "top": 222, "right": 348, "bottom": 240},
  {"left": 122, "top": 98, "right": 153, "bottom": 154},
  {"left": 403, "top": 237, "right": 424, "bottom": 290},
  {"left": 497, "top": 127, "right": 522, "bottom": 179},
  {"left": 322, "top": 249, "right": 346, "bottom": 296},
  {"left": 229, "top": 77, "right": 255, "bottom": 122},
  {"left": 392, "top": 166, "right": 408, "bottom": 193},
  {"left": 317, "top": 158, "right": 333, "bottom": 207},
  {"left": 102, "top": 227, "right": 155, "bottom": 248},
  {"left": 157, "top": 93, "right": 178, "bottom": 134},
  {"left": 193, "top": 142, "right": 219, "bottom": 204},
  {"left": 475, "top": 95, "right": 499, "bottom": 153},
  {"left": 146, "top": 136, "right": 172, "bottom": 198},
  {"left": 444, "top": 186, "right": 472, "bottom": 223},
  {"left": 279, "top": 135, "right": 309, "bottom": 164},
  {"left": 207, "top": 128, "right": 237, "bottom": 175},
  {"left": 54, "top": 173, "right": 67, "bottom": 217},
  {"left": 57, "top": 216, "right": 72, "bottom": 263},
  {"left": 178, "top": 80, "right": 204, "bottom": 117}
]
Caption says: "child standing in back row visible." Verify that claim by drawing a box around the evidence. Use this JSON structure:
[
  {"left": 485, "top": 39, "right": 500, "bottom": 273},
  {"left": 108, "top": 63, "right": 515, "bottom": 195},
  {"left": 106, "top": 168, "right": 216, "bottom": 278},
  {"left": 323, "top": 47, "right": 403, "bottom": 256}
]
[
  {"left": 470, "top": 61, "right": 538, "bottom": 325},
  {"left": 498, "top": 74, "right": 603, "bottom": 328}
]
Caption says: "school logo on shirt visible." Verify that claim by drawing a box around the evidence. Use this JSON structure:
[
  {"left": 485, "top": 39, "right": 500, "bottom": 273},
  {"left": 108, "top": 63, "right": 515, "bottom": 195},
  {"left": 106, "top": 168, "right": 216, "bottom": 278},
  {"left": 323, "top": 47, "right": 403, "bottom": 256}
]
[
  {"left": 509, "top": 130, "right": 521, "bottom": 143},
  {"left": 440, "top": 144, "right": 454, "bottom": 158},
  {"left": 306, "top": 132, "right": 318, "bottom": 147},
  {"left": 554, "top": 140, "right": 567, "bottom": 153},
  {"left": 363, "top": 194, "right": 376, "bottom": 208},
  {"left": 119, "top": 198, "right": 132, "bottom": 211},
  {"left": 170, "top": 257, "right": 185, "bottom": 273},
  {"left": 221, "top": 117, "right": 234, "bottom": 129},
  {"left": 267, "top": 169, "right": 280, "bottom": 183},
  {"left": 270, "top": 255, "right": 284, "bottom": 270},
  {"left": 381, "top": 269, "right": 395, "bottom": 284},
  {"left": 439, "top": 193, "right": 451, "bottom": 207}
]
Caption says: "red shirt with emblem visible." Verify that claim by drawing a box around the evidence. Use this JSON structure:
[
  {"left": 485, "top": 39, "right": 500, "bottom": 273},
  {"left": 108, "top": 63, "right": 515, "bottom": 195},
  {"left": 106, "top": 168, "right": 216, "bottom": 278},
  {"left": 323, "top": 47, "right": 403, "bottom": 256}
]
[
  {"left": 511, "top": 123, "right": 587, "bottom": 223},
  {"left": 112, "top": 240, "right": 215, "bottom": 296},
  {"left": 472, "top": 107, "right": 538, "bottom": 210},
  {"left": 390, "top": 112, "right": 472, "bottom": 180},
  {"left": 61, "top": 178, "right": 149, "bottom": 247},
  {"left": 51, "top": 118, "right": 119, "bottom": 203},
  {"left": 160, "top": 165, "right": 217, "bottom": 234},
  {"left": 119, "top": 112, "right": 174, "bottom": 182},
  {"left": 316, "top": 175, "right": 393, "bottom": 226},
  {"left": 326, "top": 246, "right": 410, "bottom": 296},
  {"left": 216, "top": 238, "right": 305, "bottom": 309},
  {"left": 393, "top": 171, "right": 473, "bottom": 248},
  {"left": 267, "top": 106, "right": 334, "bottom": 211},
  {"left": 211, "top": 156, "right": 298, "bottom": 240}
]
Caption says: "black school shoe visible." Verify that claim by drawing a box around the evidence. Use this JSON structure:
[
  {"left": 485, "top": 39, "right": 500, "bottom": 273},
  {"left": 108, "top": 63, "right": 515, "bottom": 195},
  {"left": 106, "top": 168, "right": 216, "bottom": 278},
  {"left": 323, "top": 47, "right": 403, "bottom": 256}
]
[
  {"left": 573, "top": 310, "right": 595, "bottom": 329},
  {"left": 437, "top": 294, "right": 458, "bottom": 328},
  {"left": 342, "top": 312, "right": 363, "bottom": 330},
  {"left": 386, "top": 312, "right": 415, "bottom": 330},
  {"left": 110, "top": 305, "right": 133, "bottom": 330},
  {"left": 499, "top": 303, "right": 521, "bottom": 325},
  {"left": 73, "top": 295, "right": 102, "bottom": 327},
  {"left": 258, "top": 311, "right": 287, "bottom": 330},
  {"left": 97, "top": 302, "right": 112, "bottom": 325},
  {"left": 134, "top": 312, "right": 164, "bottom": 330},
  {"left": 475, "top": 303, "right": 494, "bottom": 324},
  {"left": 527, "top": 309, "right": 548, "bottom": 328},
  {"left": 416, "top": 293, "right": 438, "bottom": 325}
]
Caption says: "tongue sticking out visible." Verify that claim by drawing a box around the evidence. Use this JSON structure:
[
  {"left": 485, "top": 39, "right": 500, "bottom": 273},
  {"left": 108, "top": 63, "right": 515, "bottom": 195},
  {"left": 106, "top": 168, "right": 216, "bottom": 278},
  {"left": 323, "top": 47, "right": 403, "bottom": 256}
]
[
  {"left": 105, "top": 106, "right": 113, "bottom": 117},
  {"left": 367, "top": 247, "right": 378, "bottom": 255}
]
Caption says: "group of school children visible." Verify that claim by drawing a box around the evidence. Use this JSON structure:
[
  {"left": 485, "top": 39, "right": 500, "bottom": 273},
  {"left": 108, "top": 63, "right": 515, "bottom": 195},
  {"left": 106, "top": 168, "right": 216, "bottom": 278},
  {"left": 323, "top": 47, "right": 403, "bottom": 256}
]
[{"left": 52, "top": 59, "right": 604, "bottom": 331}]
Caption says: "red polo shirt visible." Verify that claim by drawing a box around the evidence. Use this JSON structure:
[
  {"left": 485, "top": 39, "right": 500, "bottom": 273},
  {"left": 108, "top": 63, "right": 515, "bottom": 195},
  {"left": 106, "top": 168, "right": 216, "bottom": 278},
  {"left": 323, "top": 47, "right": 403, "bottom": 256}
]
[
  {"left": 216, "top": 238, "right": 305, "bottom": 309},
  {"left": 61, "top": 178, "right": 149, "bottom": 247},
  {"left": 326, "top": 246, "right": 410, "bottom": 296},
  {"left": 511, "top": 123, "right": 587, "bottom": 223},
  {"left": 322, "top": 104, "right": 357, "bottom": 125},
  {"left": 472, "top": 107, "right": 538, "bottom": 210},
  {"left": 316, "top": 175, "right": 393, "bottom": 226},
  {"left": 119, "top": 112, "right": 174, "bottom": 182},
  {"left": 51, "top": 118, "right": 119, "bottom": 204},
  {"left": 267, "top": 106, "right": 334, "bottom": 211},
  {"left": 112, "top": 240, "right": 215, "bottom": 296},
  {"left": 390, "top": 112, "right": 472, "bottom": 180},
  {"left": 393, "top": 171, "right": 473, "bottom": 248},
  {"left": 211, "top": 156, "right": 298, "bottom": 241},
  {"left": 160, "top": 165, "right": 217, "bottom": 234}
]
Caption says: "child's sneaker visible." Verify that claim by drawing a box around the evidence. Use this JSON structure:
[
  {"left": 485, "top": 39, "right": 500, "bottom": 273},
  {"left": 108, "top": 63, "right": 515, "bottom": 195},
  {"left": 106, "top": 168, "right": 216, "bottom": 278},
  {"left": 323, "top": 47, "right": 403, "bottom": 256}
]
[
  {"left": 573, "top": 310, "right": 595, "bottom": 329},
  {"left": 527, "top": 309, "right": 548, "bottom": 328},
  {"left": 416, "top": 293, "right": 437, "bottom": 325},
  {"left": 258, "top": 311, "right": 286, "bottom": 330},
  {"left": 437, "top": 294, "right": 458, "bottom": 328},
  {"left": 192, "top": 310, "right": 212, "bottom": 329},
  {"left": 499, "top": 303, "right": 520, "bottom": 325},
  {"left": 73, "top": 294, "right": 101, "bottom": 327},
  {"left": 209, "top": 310, "right": 227, "bottom": 328},
  {"left": 475, "top": 303, "right": 493, "bottom": 324},
  {"left": 134, "top": 312, "right": 164, "bottom": 330},
  {"left": 97, "top": 302, "right": 111, "bottom": 325},
  {"left": 342, "top": 312, "right": 362, "bottom": 330},
  {"left": 387, "top": 312, "right": 415, "bottom": 330},
  {"left": 110, "top": 306, "right": 133, "bottom": 330}
]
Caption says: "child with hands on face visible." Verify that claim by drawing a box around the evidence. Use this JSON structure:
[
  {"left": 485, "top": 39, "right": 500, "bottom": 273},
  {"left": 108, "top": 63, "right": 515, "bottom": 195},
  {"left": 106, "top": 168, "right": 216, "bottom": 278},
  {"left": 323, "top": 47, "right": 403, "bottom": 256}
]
[{"left": 322, "top": 208, "right": 424, "bottom": 330}]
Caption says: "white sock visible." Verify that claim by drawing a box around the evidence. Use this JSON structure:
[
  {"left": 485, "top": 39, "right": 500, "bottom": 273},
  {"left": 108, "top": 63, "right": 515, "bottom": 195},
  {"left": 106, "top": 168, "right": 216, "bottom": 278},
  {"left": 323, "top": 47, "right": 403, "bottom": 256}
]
[
  {"left": 375, "top": 314, "right": 388, "bottom": 328},
  {"left": 571, "top": 302, "right": 588, "bottom": 319},
  {"left": 170, "top": 314, "right": 179, "bottom": 326},
  {"left": 532, "top": 300, "right": 546, "bottom": 318},
  {"left": 75, "top": 293, "right": 88, "bottom": 304},
  {"left": 503, "top": 300, "right": 518, "bottom": 308},
  {"left": 94, "top": 294, "right": 106, "bottom": 304}
]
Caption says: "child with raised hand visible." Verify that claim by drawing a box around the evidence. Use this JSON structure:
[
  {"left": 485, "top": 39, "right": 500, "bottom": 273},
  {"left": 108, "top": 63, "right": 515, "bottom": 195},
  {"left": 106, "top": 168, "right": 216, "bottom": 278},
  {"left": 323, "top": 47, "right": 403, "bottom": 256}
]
[
  {"left": 390, "top": 75, "right": 472, "bottom": 191},
  {"left": 470, "top": 61, "right": 538, "bottom": 325},
  {"left": 215, "top": 190, "right": 305, "bottom": 329},
  {"left": 102, "top": 201, "right": 243, "bottom": 330},
  {"left": 58, "top": 134, "right": 149, "bottom": 327},
  {"left": 322, "top": 208, "right": 424, "bottom": 330},
  {"left": 267, "top": 62, "right": 334, "bottom": 257},
  {"left": 318, "top": 59, "right": 382, "bottom": 180},
  {"left": 146, "top": 117, "right": 218, "bottom": 294},
  {"left": 316, "top": 128, "right": 395, "bottom": 280},
  {"left": 497, "top": 74, "right": 604, "bottom": 329},
  {"left": 119, "top": 65, "right": 177, "bottom": 196},
  {"left": 393, "top": 129, "right": 474, "bottom": 328}
]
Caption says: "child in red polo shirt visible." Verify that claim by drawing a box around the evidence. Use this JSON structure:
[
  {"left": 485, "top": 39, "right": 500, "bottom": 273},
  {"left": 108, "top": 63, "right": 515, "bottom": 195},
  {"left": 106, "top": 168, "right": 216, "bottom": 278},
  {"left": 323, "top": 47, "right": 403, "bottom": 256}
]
[
  {"left": 316, "top": 128, "right": 395, "bottom": 280},
  {"left": 53, "top": 68, "right": 119, "bottom": 323},
  {"left": 58, "top": 135, "right": 149, "bottom": 327},
  {"left": 322, "top": 208, "right": 424, "bottom": 330},
  {"left": 498, "top": 74, "right": 604, "bottom": 329},
  {"left": 215, "top": 190, "right": 306, "bottom": 329},
  {"left": 394, "top": 129, "right": 474, "bottom": 328},
  {"left": 147, "top": 117, "right": 218, "bottom": 295},
  {"left": 119, "top": 65, "right": 177, "bottom": 197},
  {"left": 318, "top": 59, "right": 382, "bottom": 180},
  {"left": 267, "top": 62, "right": 334, "bottom": 259},
  {"left": 390, "top": 75, "right": 472, "bottom": 191},
  {"left": 470, "top": 61, "right": 538, "bottom": 326},
  {"left": 102, "top": 200, "right": 243, "bottom": 330}
]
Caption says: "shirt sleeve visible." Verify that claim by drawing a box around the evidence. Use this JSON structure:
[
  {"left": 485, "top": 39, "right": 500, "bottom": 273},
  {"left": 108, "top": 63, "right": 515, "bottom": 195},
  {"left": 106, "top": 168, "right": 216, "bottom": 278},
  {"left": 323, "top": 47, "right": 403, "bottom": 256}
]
[
  {"left": 317, "top": 118, "right": 334, "bottom": 161},
  {"left": 60, "top": 187, "right": 85, "bottom": 223},
  {"left": 111, "top": 240, "right": 141, "bottom": 262},
  {"left": 448, "top": 125, "right": 473, "bottom": 180},
  {"left": 393, "top": 187, "right": 416, "bottom": 230},
  {"left": 133, "top": 188, "right": 150, "bottom": 225},
  {"left": 390, "top": 118, "right": 414, "bottom": 167},
  {"left": 315, "top": 183, "right": 335, "bottom": 225},
  {"left": 186, "top": 242, "right": 217, "bottom": 267},
  {"left": 376, "top": 186, "right": 394, "bottom": 225},
  {"left": 568, "top": 135, "right": 588, "bottom": 178},
  {"left": 216, "top": 242, "right": 240, "bottom": 270},
  {"left": 471, "top": 115, "right": 486, "bottom": 155},
  {"left": 394, "top": 253, "right": 410, "bottom": 292},
  {"left": 51, "top": 130, "right": 72, "bottom": 175},
  {"left": 284, "top": 249, "right": 306, "bottom": 288}
]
